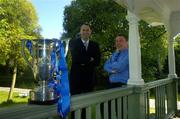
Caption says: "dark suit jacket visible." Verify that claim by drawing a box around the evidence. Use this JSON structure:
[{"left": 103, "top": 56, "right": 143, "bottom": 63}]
[{"left": 69, "top": 38, "right": 101, "bottom": 95}]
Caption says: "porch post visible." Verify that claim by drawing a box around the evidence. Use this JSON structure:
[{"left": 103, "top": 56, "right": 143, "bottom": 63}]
[
  {"left": 126, "top": 11, "right": 144, "bottom": 85},
  {"left": 168, "top": 38, "right": 177, "bottom": 78},
  {"left": 166, "top": 12, "right": 179, "bottom": 78}
]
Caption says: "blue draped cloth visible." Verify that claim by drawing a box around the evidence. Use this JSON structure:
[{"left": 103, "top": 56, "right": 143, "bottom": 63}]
[{"left": 49, "top": 40, "right": 70, "bottom": 118}]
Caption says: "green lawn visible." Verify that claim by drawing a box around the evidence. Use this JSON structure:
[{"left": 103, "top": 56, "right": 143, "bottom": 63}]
[
  {"left": 150, "top": 108, "right": 155, "bottom": 113},
  {"left": 0, "top": 91, "right": 28, "bottom": 107}
]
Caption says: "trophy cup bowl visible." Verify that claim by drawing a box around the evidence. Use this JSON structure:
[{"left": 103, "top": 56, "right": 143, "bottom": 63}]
[{"left": 21, "top": 39, "right": 69, "bottom": 105}]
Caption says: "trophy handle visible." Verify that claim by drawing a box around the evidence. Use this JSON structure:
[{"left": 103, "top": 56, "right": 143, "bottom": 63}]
[
  {"left": 21, "top": 40, "right": 33, "bottom": 69},
  {"left": 64, "top": 38, "right": 70, "bottom": 57}
]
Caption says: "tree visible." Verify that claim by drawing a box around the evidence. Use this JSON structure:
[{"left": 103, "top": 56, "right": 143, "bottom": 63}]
[
  {"left": 0, "top": 0, "right": 41, "bottom": 101},
  {"left": 139, "top": 21, "right": 167, "bottom": 80}
]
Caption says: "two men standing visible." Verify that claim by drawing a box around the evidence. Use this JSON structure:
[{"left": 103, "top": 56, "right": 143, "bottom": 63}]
[{"left": 69, "top": 23, "right": 129, "bottom": 95}]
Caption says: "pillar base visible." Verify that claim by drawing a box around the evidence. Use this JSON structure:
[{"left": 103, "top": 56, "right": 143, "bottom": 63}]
[
  {"left": 128, "top": 78, "right": 144, "bottom": 85},
  {"left": 168, "top": 74, "right": 177, "bottom": 78}
]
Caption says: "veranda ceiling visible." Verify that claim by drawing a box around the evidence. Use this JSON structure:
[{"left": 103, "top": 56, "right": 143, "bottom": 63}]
[{"left": 114, "top": 0, "right": 180, "bottom": 37}]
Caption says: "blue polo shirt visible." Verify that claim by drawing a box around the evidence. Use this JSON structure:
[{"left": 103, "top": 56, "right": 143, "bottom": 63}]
[{"left": 104, "top": 49, "right": 129, "bottom": 84}]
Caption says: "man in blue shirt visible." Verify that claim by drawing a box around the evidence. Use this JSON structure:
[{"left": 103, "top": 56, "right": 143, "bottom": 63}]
[{"left": 104, "top": 34, "right": 129, "bottom": 88}]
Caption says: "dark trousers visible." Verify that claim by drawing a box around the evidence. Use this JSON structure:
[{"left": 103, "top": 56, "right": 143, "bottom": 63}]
[{"left": 107, "top": 82, "right": 125, "bottom": 89}]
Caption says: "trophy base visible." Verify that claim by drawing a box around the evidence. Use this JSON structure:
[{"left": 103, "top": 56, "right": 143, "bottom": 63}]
[
  {"left": 29, "top": 84, "right": 59, "bottom": 105},
  {"left": 28, "top": 98, "right": 59, "bottom": 105}
]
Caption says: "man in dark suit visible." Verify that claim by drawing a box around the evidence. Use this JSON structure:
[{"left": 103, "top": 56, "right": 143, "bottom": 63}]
[{"left": 69, "top": 23, "right": 101, "bottom": 95}]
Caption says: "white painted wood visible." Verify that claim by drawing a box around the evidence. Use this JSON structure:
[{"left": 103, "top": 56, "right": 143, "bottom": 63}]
[
  {"left": 111, "top": 99, "right": 117, "bottom": 119},
  {"left": 65, "top": 116, "right": 69, "bottom": 119},
  {"left": 126, "top": 11, "right": 144, "bottom": 85},
  {"left": 117, "top": 98, "right": 122, "bottom": 119},
  {"left": 123, "top": 96, "right": 128, "bottom": 119},
  {"left": 75, "top": 109, "right": 81, "bottom": 119},
  {"left": 95, "top": 104, "right": 101, "bottom": 119},
  {"left": 166, "top": 12, "right": 180, "bottom": 78},
  {"left": 114, "top": 0, "right": 180, "bottom": 27},
  {"left": 104, "top": 102, "right": 109, "bottom": 119},
  {"left": 86, "top": 107, "right": 91, "bottom": 119},
  {"left": 168, "top": 40, "right": 177, "bottom": 78}
]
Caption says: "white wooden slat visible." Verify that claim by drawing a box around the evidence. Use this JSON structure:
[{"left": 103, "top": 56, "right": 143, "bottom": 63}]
[
  {"left": 104, "top": 102, "right": 109, "bottom": 119},
  {"left": 117, "top": 98, "right": 122, "bottom": 119},
  {"left": 65, "top": 116, "right": 69, "bottom": 119},
  {"left": 86, "top": 106, "right": 91, "bottom": 119},
  {"left": 123, "top": 96, "right": 128, "bottom": 119},
  {"left": 75, "top": 109, "right": 81, "bottom": 119},
  {"left": 111, "top": 99, "right": 117, "bottom": 119},
  {"left": 95, "top": 104, "right": 101, "bottom": 119}
]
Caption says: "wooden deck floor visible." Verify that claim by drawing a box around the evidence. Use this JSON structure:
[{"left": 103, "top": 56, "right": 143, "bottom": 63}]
[{"left": 0, "top": 104, "right": 58, "bottom": 119}]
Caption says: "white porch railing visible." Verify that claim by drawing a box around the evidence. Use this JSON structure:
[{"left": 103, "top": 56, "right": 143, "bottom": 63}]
[{"left": 0, "top": 78, "right": 178, "bottom": 119}]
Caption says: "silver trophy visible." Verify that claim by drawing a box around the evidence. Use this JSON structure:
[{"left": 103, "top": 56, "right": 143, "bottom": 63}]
[{"left": 22, "top": 39, "right": 69, "bottom": 104}]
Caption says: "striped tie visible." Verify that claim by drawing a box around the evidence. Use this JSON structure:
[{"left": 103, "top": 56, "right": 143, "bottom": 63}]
[{"left": 84, "top": 41, "right": 88, "bottom": 50}]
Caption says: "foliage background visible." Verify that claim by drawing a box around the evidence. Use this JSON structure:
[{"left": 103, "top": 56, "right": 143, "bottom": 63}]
[{"left": 62, "top": 0, "right": 173, "bottom": 89}]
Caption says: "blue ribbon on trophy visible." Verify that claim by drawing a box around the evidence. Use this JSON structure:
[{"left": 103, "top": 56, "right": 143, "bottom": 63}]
[{"left": 48, "top": 40, "right": 70, "bottom": 118}]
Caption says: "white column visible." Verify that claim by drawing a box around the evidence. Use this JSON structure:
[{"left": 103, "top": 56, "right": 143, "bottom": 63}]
[
  {"left": 168, "top": 38, "right": 177, "bottom": 78},
  {"left": 126, "top": 11, "right": 144, "bottom": 85},
  {"left": 166, "top": 12, "right": 179, "bottom": 78}
]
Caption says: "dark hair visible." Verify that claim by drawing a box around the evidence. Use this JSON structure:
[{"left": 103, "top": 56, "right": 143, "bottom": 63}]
[
  {"left": 81, "top": 22, "right": 91, "bottom": 29},
  {"left": 117, "top": 33, "right": 128, "bottom": 41}
]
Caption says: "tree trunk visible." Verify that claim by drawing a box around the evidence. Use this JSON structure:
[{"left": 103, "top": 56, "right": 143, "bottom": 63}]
[{"left": 7, "top": 64, "right": 17, "bottom": 101}]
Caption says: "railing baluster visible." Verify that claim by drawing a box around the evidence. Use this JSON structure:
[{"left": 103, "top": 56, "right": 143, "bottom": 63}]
[
  {"left": 159, "top": 86, "right": 161, "bottom": 118},
  {"left": 111, "top": 99, "right": 116, "bottom": 119},
  {"left": 86, "top": 106, "right": 91, "bottom": 119},
  {"left": 155, "top": 85, "right": 166, "bottom": 119},
  {"left": 156, "top": 86, "right": 161, "bottom": 119},
  {"left": 161, "top": 87, "right": 163, "bottom": 118},
  {"left": 104, "top": 101, "right": 109, "bottom": 119},
  {"left": 117, "top": 97, "right": 122, "bottom": 119},
  {"left": 155, "top": 87, "right": 159, "bottom": 119},
  {"left": 95, "top": 104, "right": 101, "bottom": 119},
  {"left": 65, "top": 116, "right": 69, "bottom": 119},
  {"left": 161, "top": 86, "right": 164, "bottom": 118},
  {"left": 75, "top": 109, "right": 81, "bottom": 119},
  {"left": 145, "top": 91, "right": 150, "bottom": 119},
  {"left": 148, "top": 91, "right": 150, "bottom": 119},
  {"left": 162, "top": 85, "right": 166, "bottom": 117},
  {"left": 159, "top": 85, "right": 166, "bottom": 118},
  {"left": 159, "top": 86, "right": 162, "bottom": 118},
  {"left": 123, "top": 96, "right": 128, "bottom": 119}
]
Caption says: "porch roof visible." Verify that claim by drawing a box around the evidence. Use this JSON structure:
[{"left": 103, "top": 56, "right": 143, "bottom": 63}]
[{"left": 114, "top": 0, "right": 180, "bottom": 37}]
